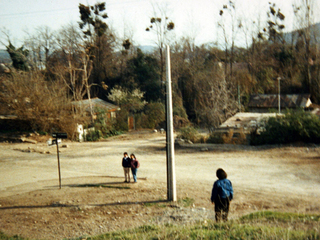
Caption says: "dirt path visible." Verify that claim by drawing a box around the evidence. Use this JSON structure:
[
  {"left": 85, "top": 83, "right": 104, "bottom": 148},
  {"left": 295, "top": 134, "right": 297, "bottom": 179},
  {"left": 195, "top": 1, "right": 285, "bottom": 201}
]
[{"left": 0, "top": 131, "right": 320, "bottom": 239}]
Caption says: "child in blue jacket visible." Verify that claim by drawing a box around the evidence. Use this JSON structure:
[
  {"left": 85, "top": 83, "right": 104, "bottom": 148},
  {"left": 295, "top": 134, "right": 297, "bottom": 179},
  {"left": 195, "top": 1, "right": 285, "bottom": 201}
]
[{"left": 211, "top": 168, "right": 233, "bottom": 222}]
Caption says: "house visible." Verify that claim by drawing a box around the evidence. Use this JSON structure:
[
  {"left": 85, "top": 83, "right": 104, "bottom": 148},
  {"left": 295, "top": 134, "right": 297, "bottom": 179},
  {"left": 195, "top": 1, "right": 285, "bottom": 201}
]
[
  {"left": 216, "top": 112, "right": 281, "bottom": 144},
  {"left": 72, "top": 97, "right": 120, "bottom": 119},
  {"left": 248, "top": 94, "right": 312, "bottom": 113},
  {"left": 218, "top": 112, "right": 280, "bottom": 133}
]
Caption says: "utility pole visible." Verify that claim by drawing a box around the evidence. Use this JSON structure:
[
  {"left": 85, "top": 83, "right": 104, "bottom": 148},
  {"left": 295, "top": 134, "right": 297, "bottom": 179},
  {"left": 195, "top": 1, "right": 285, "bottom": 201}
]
[
  {"left": 277, "top": 77, "right": 281, "bottom": 113},
  {"left": 238, "top": 81, "right": 241, "bottom": 112},
  {"left": 166, "top": 45, "right": 177, "bottom": 202}
]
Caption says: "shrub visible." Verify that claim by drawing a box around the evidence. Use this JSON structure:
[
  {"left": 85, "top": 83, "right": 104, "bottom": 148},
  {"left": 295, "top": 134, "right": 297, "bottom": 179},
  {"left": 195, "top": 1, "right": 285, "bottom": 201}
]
[
  {"left": 90, "top": 107, "right": 123, "bottom": 138},
  {"left": 177, "top": 126, "right": 199, "bottom": 143},
  {"left": 85, "top": 129, "right": 102, "bottom": 141},
  {"left": 207, "top": 131, "right": 225, "bottom": 144},
  {"left": 142, "top": 102, "right": 165, "bottom": 129},
  {"left": 250, "top": 109, "right": 320, "bottom": 145},
  {"left": 207, "top": 128, "right": 247, "bottom": 144}
]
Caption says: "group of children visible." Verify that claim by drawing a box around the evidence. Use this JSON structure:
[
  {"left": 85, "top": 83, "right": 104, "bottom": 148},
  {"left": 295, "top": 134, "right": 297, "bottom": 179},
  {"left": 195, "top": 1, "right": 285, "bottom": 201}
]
[
  {"left": 122, "top": 152, "right": 233, "bottom": 222},
  {"left": 122, "top": 152, "right": 140, "bottom": 183}
]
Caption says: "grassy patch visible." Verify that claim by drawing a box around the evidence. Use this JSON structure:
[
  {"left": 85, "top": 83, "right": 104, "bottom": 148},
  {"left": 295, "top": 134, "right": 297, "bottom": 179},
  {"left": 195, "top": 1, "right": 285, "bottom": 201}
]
[
  {"left": 142, "top": 199, "right": 167, "bottom": 208},
  {"left": 75, "top": 184, "right": 130, "bottom": 190},
  {"left": 240, "top": 211, "right": 320, "bottom": 223},
  {"left": 80, "top": 211, "right": 320, "bottom": 240},
  {"left": 178, "top": 197, "right": 195, "bottom": 207},
  {"left": 1, "top": 211, "right": 319, "bottom": 240},
  {"left": 0, "top": 232, "right": 27, "bottom": 240}
]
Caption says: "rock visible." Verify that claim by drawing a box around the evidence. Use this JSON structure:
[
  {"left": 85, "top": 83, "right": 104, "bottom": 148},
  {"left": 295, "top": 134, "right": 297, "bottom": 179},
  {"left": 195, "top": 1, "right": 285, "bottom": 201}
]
[
  {"left": 20, "top": 137, "right": 37, "bottom": 144},
  {"left": 62, "top": 144, "right": 68, "bottom": 148},
  {"left": 201, "top": 148, "right": 208, "bottom": 151}
]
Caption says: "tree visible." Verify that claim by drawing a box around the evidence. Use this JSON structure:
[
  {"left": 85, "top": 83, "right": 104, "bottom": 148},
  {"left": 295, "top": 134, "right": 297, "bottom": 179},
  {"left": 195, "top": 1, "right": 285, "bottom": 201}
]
[
  {"left": 78, "top": 2, "right": 115, "bottom": 98},
  {"left": 145, "top": 3, "right": 175, "bottom": 89},
  {"left": 258, "top": 2, "right": 285, "bottom": 43},
  {"left": 0, "top": 70, "right": 74, "bottom": 134},
  {"left": 218, "top": 0, "right": 243, "bottom": 110},
  {"left": 125, "top": 49, "right": 161, "bottom": 102},
  {"left": 24, "top": 26, "right": 56, "bottom": 72},
  {"left": 192, "top": 61, "right": 238, "bottom": 131},
  {"left": 171, "top": 41, "right": 237, "bottom": 129},
  {"left": 293, "top": 0, "right": 319, "bottom": 102},
  {"left": 6, "top": 42, "right": 29, "bottom": 71},
  {"left": 108, "top": 86, "right": 147, "bottom": 130}
]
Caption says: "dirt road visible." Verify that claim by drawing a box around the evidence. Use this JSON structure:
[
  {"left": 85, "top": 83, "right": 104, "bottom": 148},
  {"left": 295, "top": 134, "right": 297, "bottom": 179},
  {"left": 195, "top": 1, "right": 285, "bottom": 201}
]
[{"left": 0, "top": 131, "right": 320, "bottom": 239}]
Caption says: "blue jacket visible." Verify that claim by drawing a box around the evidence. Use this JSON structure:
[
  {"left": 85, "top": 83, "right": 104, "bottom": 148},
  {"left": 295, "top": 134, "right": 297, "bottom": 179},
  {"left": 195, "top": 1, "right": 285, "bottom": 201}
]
[{"left": 211, "top": 178, "right": 233, "bottom": 202}]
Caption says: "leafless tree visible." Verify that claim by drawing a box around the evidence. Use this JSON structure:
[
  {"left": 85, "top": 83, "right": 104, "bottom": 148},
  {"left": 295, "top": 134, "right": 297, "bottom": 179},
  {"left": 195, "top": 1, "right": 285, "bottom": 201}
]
[
  {"left": 293, "top": 0, "right": 320, "bottom": 101},
  {"left": 218, "top": 0, "right": 242, "bottom": 110},
  {"left": 145, "top": 2, "right": 175, "bottom": 87},
  {"left": 24, "top": 26, "right": 57, "bottom": 71},
  {"left": 0, "top": 70, "right": 75, "bottom": 135}
]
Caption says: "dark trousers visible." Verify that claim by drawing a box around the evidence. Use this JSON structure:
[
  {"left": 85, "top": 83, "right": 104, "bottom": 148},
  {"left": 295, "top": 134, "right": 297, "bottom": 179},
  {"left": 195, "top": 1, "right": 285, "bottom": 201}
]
[{"left": 214, "top": 197, "right": 230, "bottom": 222}]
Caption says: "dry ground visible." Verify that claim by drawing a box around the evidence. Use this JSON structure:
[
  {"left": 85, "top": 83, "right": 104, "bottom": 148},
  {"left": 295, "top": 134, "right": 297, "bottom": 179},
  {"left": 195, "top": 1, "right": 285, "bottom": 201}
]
[{"left": 0, "top": 130, "right": 320, "bottom": 239}]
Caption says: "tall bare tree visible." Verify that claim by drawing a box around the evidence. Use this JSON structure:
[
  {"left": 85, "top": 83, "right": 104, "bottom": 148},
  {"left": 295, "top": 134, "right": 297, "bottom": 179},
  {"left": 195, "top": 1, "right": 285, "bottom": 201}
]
[
  {"left": 293, "top": 0, "right": 319, "bottom": 100},
  {"left": 218, "top": 0, "right": 242, "bottom": 110},
  {"left": 145, "top": 2, "right": 175, "bottom": 89}
]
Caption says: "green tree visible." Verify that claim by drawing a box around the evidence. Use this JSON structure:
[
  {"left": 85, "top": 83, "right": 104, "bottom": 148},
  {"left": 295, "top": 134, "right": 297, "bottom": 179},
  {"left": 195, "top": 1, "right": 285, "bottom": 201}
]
[
  {"left": 6, "top": 42, "right": 29, "bottom": 71},
  {"left": 78, "top": 2, "right": 115, "bottom": 98},
  {"left": 126, "top": 49, "right": 161, "bottom": 102}
]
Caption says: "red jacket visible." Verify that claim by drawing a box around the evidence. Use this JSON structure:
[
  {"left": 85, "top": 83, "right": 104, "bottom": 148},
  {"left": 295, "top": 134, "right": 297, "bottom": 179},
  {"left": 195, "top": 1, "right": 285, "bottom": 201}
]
[{"left": 130, "top": 158, "right": 140, "bottom": 169}]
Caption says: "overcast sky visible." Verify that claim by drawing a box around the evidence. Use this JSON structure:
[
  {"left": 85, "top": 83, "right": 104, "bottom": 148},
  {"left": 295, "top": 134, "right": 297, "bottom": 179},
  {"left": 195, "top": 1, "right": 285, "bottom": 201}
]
[{"left": 1, "top": 0, "right": 319, "bottom": 49}]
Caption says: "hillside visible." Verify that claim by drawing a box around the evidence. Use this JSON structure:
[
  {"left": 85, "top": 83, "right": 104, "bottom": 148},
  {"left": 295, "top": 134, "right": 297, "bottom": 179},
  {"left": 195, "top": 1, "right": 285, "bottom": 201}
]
[
  {"left": 0, "top": 49, "right": 10, "bottom": 63},
  {"left": 284, "top": 22, "right": 320, "bottom": 44}
]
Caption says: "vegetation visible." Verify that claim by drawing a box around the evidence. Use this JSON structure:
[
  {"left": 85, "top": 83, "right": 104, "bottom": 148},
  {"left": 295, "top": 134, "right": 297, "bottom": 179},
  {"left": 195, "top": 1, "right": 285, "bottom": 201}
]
[
  {"left": 1, "top": 211, "right": 318, "bottom": 239},
  {"left": 1, "top": 1, "right": 320, "bottom": 141},
  {"left": 207, "top": 128, "right": 247, "bottom": 144},
  {"left": 176, "top": 126, "right": 200, "bottom": 143},
  {"left": 250, "top": 110, "right": 320, "bottom": 145}
]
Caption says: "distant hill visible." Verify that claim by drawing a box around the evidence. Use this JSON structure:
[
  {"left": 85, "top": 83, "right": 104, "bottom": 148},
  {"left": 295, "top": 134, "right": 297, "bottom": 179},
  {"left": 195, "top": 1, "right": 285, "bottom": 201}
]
[
  {"left": 283, "top": 22, "right": 320, "bottom": 44},
  {"left": 137, "top": 45, "right": 157, "bottom": 54},
  {"left": 0, "top": 49, "right": 11, "bottom": 63}
]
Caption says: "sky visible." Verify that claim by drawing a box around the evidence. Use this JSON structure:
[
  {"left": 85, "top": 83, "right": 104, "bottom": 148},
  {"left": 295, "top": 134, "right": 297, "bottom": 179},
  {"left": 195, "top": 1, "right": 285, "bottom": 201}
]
[{"left": 0, "top": 0, "right": 320, "bottom": 49}]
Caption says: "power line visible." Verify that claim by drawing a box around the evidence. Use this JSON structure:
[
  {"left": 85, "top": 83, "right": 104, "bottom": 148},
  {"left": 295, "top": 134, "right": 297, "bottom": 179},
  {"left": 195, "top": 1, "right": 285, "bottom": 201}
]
[
  {"left": 0, "top": 0, "right": 150, "bottom": 18},
  {"left": 0, "top": 8, "right": 78, "bottom": 18}
]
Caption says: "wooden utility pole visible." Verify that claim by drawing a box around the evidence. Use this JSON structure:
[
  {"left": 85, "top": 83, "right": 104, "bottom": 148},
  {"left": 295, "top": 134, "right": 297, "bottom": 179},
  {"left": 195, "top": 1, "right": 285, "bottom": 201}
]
[{"left": 165, "top": 45, "right": 177, "bottom": 202}]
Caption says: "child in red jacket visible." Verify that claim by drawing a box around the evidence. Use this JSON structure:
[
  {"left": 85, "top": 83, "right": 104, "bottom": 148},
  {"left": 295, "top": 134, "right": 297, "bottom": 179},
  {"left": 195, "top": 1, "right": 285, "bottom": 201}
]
[{"left": 130, "top": 153, "right": 140, "bottom": 183}]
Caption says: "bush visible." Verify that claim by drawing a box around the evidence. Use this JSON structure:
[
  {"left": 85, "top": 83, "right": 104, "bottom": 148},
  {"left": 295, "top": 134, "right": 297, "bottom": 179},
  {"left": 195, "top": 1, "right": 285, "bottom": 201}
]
[
  {"left": 177, "top": 126, "right": 199, "bottom": 143},
  {"left": 114, "top": 109, "right": 129, "bottom": 131},
  {"left": 207, "top": 131, "right": 226, "bottom": 144},
  {"left": 250, "top": 110, "right": 320, "bottom": 145},
  {"left": 90, "top": 107, "right": 123, "bottom": 138},
  {"left": 142, "top": 102, "right": 165, "bottom": 129},
  {"left": 207, "top": 128, "right": 247, "bottom": 144},
  {"left": 85, "top": 129, "right": 102, "bottom": 141}
]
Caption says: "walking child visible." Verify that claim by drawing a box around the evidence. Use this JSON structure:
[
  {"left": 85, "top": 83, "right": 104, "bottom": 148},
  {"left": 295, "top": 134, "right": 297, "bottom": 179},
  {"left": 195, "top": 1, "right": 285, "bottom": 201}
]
[{"left": 210, "top": 168, "right": 233, "bottom": 222}]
